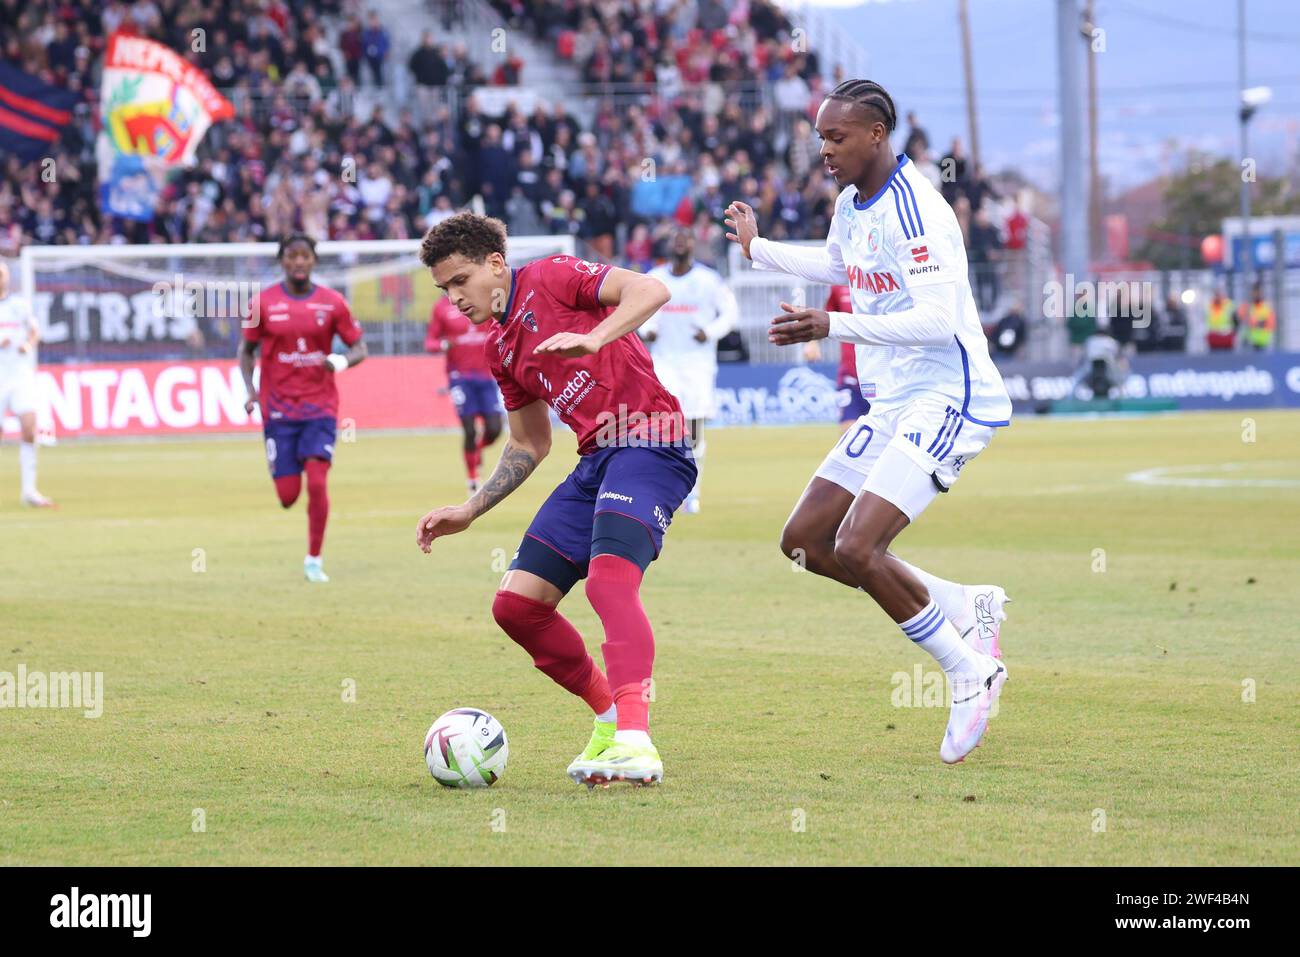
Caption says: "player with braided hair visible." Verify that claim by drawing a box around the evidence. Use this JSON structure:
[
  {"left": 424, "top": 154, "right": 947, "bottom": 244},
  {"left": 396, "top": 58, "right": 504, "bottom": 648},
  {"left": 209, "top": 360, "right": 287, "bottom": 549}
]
[{"left": 726, "top": 79, "right": 1013, "bottom": 764}]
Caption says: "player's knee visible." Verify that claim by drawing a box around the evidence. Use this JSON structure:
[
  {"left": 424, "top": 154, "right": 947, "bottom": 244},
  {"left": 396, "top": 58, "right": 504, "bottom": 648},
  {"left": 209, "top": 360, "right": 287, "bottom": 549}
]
[
  {"left": 779, "top": 520, "right": 804, "bottom": 560},
  {"left": 274, "top": 476, "right": 301, "bottom": 508},
  {"left": 481, "top": 417, "right": 503, "bottom": 446},
  {"left": 491, "top": 588, "right": 551, "bottom": 635},
  {"left": 833, "top": 533, "right": 885, "bottom": 581}
]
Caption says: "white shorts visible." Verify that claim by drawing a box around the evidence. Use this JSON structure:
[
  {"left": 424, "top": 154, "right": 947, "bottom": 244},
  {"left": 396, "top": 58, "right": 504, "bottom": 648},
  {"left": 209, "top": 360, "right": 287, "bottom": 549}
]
[
  {"left": 814, "top": 398, "right": 998, "bottom": 521},
  {"left": 0, "top": 368, "right": 36, "bottom": 417},
  {"left": 654, "top": 361, "right": 717, "bottom": 421}
]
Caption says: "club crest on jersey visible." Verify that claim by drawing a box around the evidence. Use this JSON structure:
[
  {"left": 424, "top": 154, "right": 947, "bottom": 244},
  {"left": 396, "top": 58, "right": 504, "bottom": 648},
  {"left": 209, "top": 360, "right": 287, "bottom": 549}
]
[
  {"left": 520, "top": 310, "right": 537, "bottom": 332},
  {"left": 573, "top": 259, "right": 603, "bottom": 276},
  {"left": 315, "top": 310, "right": 327, "bottom": 326},
  {"left": 867, "top": 225, "right": 881, "bottom": 252},
  {"left": 911, "top": 245, "right": 929, "bottom": 263}
]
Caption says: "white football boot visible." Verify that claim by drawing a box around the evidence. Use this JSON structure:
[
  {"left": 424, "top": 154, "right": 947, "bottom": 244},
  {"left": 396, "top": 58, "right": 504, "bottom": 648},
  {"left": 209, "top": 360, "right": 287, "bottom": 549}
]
[
  {"left": 21, "top": 489, "right": 55, "bottom": 508},
  {"left": 303, "top": 555, "right": 330, "bottom": 583},
  {"left": 940, "top": 652, "right": 1008, "bottom": 765}
]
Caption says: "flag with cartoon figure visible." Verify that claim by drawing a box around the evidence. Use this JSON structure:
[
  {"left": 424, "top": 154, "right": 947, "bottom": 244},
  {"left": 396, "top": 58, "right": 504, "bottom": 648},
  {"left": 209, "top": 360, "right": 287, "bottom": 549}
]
[{"left": 97, "top": 33, "right": 234, "bottom": 221}]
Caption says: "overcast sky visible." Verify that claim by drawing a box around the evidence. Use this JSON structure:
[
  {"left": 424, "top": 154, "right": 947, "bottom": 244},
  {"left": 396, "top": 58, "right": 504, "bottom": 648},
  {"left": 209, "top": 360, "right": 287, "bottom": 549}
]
[{"left": 793, "top": 0, "right": 1300, "bottom": 192}]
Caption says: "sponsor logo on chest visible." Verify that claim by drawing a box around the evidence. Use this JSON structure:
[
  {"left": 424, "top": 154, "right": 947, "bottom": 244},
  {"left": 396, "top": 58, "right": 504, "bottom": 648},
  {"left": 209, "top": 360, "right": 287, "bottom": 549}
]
[{"left": 846, "top": 264, "right": 900, "bottom": 295}]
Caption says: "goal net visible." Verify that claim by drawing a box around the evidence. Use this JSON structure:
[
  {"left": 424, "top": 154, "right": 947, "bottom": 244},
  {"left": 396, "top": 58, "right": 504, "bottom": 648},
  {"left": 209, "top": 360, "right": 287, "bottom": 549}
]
[{"left": 11, "top": 236, "right": 575, "bottom": 440}]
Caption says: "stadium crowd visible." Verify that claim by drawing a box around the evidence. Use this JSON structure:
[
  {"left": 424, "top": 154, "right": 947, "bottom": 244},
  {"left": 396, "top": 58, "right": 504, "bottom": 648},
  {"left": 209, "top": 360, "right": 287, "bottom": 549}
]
[{"left": 1, "top": 0, "right": 1017, "bottom": 293}]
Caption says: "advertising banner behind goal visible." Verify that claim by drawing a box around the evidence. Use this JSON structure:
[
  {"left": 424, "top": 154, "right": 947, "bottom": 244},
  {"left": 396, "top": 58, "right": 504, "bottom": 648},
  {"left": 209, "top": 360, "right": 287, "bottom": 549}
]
[{"left": 1, "top": 356, "right": 459, "bottom": 439}]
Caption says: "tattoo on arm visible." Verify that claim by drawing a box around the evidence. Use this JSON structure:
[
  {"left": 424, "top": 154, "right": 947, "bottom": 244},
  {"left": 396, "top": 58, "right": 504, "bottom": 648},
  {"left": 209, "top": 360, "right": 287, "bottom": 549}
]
[{"left": 467, "top": 442, "right": 537, "bottom": 518}]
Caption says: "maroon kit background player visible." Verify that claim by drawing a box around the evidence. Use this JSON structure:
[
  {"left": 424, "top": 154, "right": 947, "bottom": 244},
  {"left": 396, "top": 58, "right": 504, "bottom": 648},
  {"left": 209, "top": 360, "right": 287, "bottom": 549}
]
[
  {"left": 414, "top": 213, "right": 695, "bottom": 786},
  {"left": 239, "top": 234, "right": 368, "bottom": 582},
  {"left": 425, "top": 295, "right": 504, "bottom": 492}
]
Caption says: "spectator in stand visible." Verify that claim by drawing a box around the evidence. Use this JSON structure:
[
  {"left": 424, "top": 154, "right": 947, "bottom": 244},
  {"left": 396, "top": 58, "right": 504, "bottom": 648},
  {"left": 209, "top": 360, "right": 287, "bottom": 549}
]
[
  {"left": 967, "top": 206, "right": 1002, "bottom": 313},
  {"left": 903, "top": 111, "right": 929, "bottom": 161},
  {"left": 940, "top": 137, "right": 970, "bottom": 206},
  {"left": 409, "top": 32, "right": 449, "bottom": 87},
  {"left": 361, "top": 10, "right": 389, "bottom": 88},
  {"left": 578, "top": 180, "right": 617, "bottom": 259},
  {"left": 339, "top": 15, "right": 363, "bottom": 85}
]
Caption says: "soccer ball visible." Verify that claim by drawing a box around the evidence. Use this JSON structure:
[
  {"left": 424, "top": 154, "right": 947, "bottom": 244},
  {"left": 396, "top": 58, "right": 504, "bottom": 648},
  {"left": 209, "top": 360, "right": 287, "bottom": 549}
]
[{"left": 424, "top": 708, "right": 508, "bottom": 788}]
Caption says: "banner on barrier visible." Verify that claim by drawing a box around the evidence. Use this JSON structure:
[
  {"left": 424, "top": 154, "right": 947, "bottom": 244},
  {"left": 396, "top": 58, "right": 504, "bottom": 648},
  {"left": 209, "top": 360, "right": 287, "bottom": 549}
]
[
  {"left": 709, "top": 351, "right": 1300, "bottom": 426},
  {"left": 7, "top": 352, "right": 1300, "bottom": 439},
  {"left": 2, "top": 356, "right": 458, "bottom": 438}
]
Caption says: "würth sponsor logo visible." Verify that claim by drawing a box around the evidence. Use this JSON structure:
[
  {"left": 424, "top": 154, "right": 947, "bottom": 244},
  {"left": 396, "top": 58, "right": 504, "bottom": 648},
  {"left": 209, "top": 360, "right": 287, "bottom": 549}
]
[
  {"left": 593, "top": 404, "right": 688, "bottom": 448},
  {"left": 910, "top": 245, "right": 929, "bottom": 263},
  {"left": 49, "top": 887, "right": 151, "bottom": 937},
  {"left": 846, "top": 264, "right": 900, "bottom": 295},
  {"left": 0, "top": 664, "right": 103, "bottom": 718}
]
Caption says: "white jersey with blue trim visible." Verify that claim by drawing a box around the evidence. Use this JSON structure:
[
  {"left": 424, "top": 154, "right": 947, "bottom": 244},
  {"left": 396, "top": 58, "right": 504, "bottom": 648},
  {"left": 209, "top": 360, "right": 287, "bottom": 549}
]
[
  {"left": 643, "top": 262, "right": 738, "bottom": 372},
  {"left": 825, "top": 156, "right": 1011, "bottom": 426},
  {"left": 0, "top": 294, "right": 37, "bottom": 375}
]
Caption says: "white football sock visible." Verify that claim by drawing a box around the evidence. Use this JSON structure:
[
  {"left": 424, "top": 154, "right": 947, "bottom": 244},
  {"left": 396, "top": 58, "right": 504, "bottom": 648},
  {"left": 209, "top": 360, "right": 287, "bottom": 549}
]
[
  {"left": 19, "top": 442, "right": 36, "bottom": 495},
  {"left": 899, "top": 601, "right": 989, "bottom": 691},
  {"left": 614, "top": 729, "right": 652, "bottom": 747},
  {"left": 595, "top": 703, "right": 617, "bottom": 723},
  {"left": 896, "top": 558, "right": 975, "bottom": 634}
]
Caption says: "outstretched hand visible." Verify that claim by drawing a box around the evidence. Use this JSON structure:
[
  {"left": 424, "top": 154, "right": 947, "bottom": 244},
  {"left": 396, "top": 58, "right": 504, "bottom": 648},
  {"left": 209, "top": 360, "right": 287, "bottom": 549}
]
[
  {"left": 769, "top": 302, "right": 831, "bottom": 345},
  {"left": 724, "top": 201, "right": 759, "bottom": 260}
]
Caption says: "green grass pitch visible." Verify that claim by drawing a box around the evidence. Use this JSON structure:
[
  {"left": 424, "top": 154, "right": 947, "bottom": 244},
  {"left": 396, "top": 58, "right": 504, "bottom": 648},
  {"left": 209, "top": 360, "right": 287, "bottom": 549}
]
[{"left": 0, "top": 410, "right": 1296, "bottom": 865}]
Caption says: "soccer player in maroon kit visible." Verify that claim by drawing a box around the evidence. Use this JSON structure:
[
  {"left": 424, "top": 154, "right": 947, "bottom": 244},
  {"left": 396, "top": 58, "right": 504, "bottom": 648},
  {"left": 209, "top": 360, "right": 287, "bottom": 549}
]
[
  {"left": 415, "top": 213, "right": 695, "bottom": 786},
  {"left": 239, "top": 235, "right": 367, "bottom": 582},
  {"left": 425, "top": 295, "right": 504, "bottom": 492}
]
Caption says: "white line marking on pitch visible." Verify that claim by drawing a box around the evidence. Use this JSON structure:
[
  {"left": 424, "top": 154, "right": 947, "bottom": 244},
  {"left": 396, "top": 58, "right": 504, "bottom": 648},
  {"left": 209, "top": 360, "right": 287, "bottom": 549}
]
[{"left": 1126, "top": 462, "right": 1300, "bottom": 488}]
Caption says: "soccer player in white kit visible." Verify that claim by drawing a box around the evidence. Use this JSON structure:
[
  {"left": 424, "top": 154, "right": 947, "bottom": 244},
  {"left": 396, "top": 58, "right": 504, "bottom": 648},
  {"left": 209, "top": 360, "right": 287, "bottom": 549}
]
[
  {"left": 643, "top": 227, "right": 737, "bottom": 513},
  {"left": 726, "top": 80, "right": 1010, "bottom": 764},
  {"left": 0, "top": 261, "right": 53, "bottom": 508}
]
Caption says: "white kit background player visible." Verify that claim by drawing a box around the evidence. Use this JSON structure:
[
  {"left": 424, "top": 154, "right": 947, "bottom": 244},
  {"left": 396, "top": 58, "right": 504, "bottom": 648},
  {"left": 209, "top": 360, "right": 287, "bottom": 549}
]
[
  {"left": 643, "top": 227, "right": 737, "bottom": 513},
  {"left": 0, "top": 261, "right": 53, "bottom": 508},
  {"left": 726, "top": 79, "right": 1011, "bottom": 764}
]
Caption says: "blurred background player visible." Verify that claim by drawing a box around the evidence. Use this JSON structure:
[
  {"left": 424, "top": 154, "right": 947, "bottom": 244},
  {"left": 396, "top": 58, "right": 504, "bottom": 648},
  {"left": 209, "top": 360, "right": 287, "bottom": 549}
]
[
  {"left": 239, "top": 235, "right": 368, "bottom": 582},
  {"left": 0, "top": 261, "right": 53, "bottom": 507},
  {"left": 643, "top": 227, "right": 737, "bottom": 512},
  {"left": 802, "top": 284, "right": 870, "bottom": 433},
  {"left": 425, "top": 293, "right": 504, "bottom": 493},
  {"left": 728, "top": 79, "right": 1010, "bottom": 765},
  {"left": 415, "top": 213, "right": 694, "bottom": 787}
]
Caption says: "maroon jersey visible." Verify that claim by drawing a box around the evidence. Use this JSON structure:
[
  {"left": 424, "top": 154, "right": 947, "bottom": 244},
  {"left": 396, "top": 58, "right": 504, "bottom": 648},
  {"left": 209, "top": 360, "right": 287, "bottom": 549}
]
[
  {"left": 426, "top": 297, "right": 492, "bottom": 378},
  {"left": 243, "top": 282, "right": 363, "bottom": 420},
  {"left": 485, "top": 256, "right": 683, "bottom": 454},
  {"left": 825, "top": 285, "right": 856, "bottom": 384}
]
